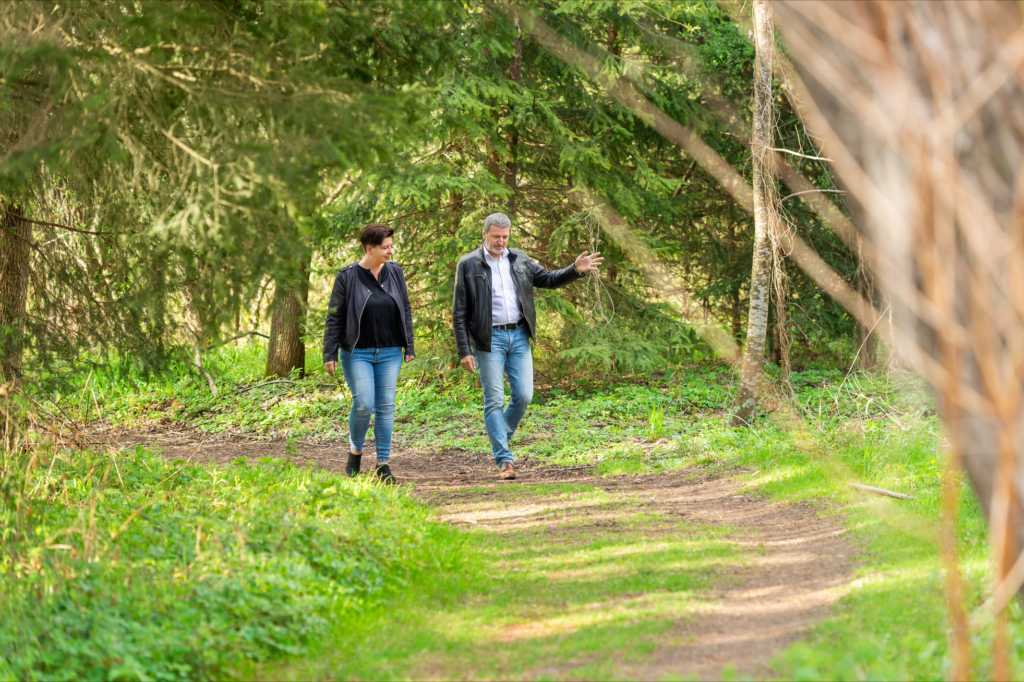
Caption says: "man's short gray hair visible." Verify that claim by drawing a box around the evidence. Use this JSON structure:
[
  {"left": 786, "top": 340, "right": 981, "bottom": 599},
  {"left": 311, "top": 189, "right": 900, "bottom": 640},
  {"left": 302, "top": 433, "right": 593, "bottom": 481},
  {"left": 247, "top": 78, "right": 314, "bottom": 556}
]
[{"left": 483, "top": 212, "right": 512, "bottom": 233}]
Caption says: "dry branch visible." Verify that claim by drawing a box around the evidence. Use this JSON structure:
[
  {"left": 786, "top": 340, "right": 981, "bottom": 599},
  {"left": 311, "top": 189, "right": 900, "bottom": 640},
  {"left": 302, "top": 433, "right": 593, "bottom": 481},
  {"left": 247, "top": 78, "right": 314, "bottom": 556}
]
[
  {"left": 235, "top": 380, "right": 294, "bottom": 395},
  {"left": 848, "top": 483, "right": 912, "bottom": 500}
]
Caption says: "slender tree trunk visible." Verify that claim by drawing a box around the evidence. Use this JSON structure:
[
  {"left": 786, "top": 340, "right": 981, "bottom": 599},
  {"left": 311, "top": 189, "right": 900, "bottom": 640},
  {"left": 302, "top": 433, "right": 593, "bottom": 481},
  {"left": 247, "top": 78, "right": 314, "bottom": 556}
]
[
  {"left": 182, "top": 282, "right": 217, "bottom": 395},
  {"left": 505, "top": 18, "right": 523, "bottom": 214},
  {"left": 855, "top": 241, "right": 878, "bottom": 370},
  {"left": 265, "top": 257, "right": 310, "bottom": 378},
  {"left": 607, "top": 22, "right": 619, "bottom": 55},
  {"left": 0, "top": 204, "right": 31, "bottom": 387},
  {"left": 771, "top": 313, "right": 782, "bottom": 367},
  {"left": 450, "top": 190, "right": 463, "bottom": 237},
  {"left": 732, "top": 0, "right": 778, "bottom": 426},
  {"left": 730, "top": 287, "right": 742, "bottom": 339}
]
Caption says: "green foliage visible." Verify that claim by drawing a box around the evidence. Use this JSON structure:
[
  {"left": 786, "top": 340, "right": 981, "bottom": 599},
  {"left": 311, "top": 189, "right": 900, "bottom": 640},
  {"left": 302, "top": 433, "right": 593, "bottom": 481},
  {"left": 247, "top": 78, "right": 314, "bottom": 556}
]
[
  {"left": 0, "top": 446, "right": 464, "bottom": 680},
  {"left": 2, "top": 0, "right": 870, "bottom": 383},
  {"left": 22, "top": 347, "right": 1024, "bottom": 679},
  {"left": 1, "top": 0, "right": 453, "bottom": 376}
]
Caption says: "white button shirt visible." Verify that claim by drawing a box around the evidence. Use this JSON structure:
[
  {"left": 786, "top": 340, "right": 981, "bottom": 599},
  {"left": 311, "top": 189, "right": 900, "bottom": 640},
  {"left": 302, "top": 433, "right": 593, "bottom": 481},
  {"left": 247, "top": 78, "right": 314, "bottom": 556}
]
[{"left": 482, "top": 246, "right": 523, "bottom": 325}]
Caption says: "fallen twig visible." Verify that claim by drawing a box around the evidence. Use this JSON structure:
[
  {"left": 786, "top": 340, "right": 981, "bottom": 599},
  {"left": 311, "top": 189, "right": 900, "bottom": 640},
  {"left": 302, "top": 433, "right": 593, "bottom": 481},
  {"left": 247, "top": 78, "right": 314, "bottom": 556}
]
[
  {"left": 204, "top": 331, "right": 270, "bottom": 350},
  {"left": 848, "top": 483, "right": 912, "bottom": 500},
  {"left": 236, "top": 380, "right": 295, "bottom": 394}
]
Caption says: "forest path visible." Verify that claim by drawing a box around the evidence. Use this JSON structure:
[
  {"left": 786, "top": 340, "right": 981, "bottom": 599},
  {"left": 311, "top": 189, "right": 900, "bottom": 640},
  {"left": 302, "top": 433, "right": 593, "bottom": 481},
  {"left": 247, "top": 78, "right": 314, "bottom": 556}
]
[{"left": 111, "top": 425, "right": 855, "bottom": 680}]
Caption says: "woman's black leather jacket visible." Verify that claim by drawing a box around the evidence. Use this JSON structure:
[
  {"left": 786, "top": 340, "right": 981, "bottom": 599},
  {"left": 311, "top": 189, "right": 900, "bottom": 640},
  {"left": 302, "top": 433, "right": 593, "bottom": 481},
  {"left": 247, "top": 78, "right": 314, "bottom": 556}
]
[{"left": 322, "top": 261, "right": 414, "bottom": 362}]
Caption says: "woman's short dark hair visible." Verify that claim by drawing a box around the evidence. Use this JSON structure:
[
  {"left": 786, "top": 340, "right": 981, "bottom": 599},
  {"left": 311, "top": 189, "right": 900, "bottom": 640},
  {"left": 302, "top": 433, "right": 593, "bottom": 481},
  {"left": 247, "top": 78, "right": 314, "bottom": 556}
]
[{"left": 359, "top": 223, "right": 394, "bottom": 249}]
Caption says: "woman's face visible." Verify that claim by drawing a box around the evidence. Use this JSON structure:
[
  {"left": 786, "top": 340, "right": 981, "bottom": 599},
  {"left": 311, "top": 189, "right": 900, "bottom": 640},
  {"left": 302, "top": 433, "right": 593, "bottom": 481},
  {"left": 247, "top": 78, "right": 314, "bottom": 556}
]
[{"left": 366, "top": 237, "right": 393, "bottom": 262}]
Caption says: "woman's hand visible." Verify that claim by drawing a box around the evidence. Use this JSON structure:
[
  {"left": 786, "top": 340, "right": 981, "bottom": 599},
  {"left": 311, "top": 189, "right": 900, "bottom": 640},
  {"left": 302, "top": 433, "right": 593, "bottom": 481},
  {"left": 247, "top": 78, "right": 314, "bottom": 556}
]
[
  {"left": 324, "top": 361, "right": 337, "bottom": 377},
  {"left": 405, "top": 354, "right": 415, "bottom": 363}
]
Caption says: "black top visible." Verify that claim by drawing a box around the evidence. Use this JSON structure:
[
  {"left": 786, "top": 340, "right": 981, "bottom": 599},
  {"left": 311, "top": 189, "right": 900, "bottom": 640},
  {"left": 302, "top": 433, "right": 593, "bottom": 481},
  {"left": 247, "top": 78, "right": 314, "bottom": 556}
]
[{"left": 355, "top": 265, "right": 404, "bottom": 349}]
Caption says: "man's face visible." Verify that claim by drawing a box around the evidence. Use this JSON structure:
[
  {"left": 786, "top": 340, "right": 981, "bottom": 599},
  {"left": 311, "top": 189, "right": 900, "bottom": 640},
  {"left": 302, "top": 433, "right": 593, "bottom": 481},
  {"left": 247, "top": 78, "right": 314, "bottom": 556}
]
[{"left": 483, "top": 226, "right": 510, "bottom": 256}]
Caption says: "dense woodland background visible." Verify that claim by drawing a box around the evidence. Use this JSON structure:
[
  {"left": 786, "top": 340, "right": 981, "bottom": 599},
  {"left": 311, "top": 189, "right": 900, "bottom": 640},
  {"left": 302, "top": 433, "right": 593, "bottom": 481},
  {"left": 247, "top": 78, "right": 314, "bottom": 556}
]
[{"left": 0, "top": 0, "right": 867, "bottom": 390}]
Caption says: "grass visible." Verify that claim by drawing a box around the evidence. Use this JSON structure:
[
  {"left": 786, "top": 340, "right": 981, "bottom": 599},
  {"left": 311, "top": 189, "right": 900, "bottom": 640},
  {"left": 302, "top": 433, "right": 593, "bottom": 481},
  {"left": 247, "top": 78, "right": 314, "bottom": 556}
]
[
  {"left": 16, "top": 340, "right": 1024, "bottom": 679},
  {"left": 0, "top": 445, "right": 469, "bottom": 680},
  {"left": 276, "top": 482, "right": 740, "bottom": 681}
]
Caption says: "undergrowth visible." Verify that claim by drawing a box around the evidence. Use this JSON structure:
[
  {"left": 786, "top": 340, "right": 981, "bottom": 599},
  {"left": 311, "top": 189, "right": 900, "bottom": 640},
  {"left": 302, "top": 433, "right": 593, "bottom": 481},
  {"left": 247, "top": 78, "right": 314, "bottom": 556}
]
[
  {"left": 11, "top": 341, "right": 1024, "bottom": 679},
  {"left": 0, "top": 444, "right": 467, "bottom": 680}
]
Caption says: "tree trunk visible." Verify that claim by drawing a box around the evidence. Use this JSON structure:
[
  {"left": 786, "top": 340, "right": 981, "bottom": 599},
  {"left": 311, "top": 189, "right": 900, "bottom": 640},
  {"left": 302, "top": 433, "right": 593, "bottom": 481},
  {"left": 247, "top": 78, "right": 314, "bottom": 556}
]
[
  {"left": 182, "top": 282, "right": 217, "bottom": 395},
  {"left": 0, "top": 204, "right": 31, "bottom": 387},
  {"left": 504, "top": 19, "right": 523, "bottom": 214},
  {"left": 771, "top": 314, "right": 782, "bottom": 367},
  {"left": 265, "top": 259, "right": 310, "bottom": 378},
  {"left": 450, "top": 190, "right": 463, "bottom": 237},
  {"left": 732, "top": 0, "right": 778, "bottom": 426},
  {"left": 855, "top": 244, "right": 878, "bottom": 371},
  {"left": 730, "top": 287, "right": 742, "bottom": 339},
  {"left": 607, "top": 22, "right": 619, "bottom": 55}
]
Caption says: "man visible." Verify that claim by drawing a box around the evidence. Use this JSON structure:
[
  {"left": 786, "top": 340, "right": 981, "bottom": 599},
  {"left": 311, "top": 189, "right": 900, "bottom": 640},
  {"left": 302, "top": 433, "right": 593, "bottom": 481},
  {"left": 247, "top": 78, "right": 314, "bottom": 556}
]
[{"left": 452, "top": 212, "right": 603, "bottom": 480}]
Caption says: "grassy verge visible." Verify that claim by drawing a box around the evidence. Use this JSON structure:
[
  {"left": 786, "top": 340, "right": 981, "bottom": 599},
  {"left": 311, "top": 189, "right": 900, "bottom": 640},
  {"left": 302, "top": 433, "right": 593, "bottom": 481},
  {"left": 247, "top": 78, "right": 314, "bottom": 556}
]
[
  {"left": 38, "top": 342, "right": 1024, "bottom": 678},
  {"left": 0, "top": 445, "right": 469, "bottom": 680}
]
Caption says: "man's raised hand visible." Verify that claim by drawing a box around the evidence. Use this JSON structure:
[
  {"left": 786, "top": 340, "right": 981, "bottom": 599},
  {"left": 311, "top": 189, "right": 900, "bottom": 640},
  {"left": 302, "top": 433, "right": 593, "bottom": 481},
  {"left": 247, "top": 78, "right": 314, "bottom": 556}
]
[{"left": 574, "top": 251, "right": 604, "bottom": 273}]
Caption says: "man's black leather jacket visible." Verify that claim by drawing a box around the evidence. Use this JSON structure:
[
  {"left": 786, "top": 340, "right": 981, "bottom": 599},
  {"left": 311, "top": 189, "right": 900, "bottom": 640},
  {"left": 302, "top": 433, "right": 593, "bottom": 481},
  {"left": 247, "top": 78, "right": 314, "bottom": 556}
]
[
  {"left": 322, "top": 261, "right": 414, "bottom": 362},
  {"left": 452, "top": 246, "right": 584, "bottom": 359}
]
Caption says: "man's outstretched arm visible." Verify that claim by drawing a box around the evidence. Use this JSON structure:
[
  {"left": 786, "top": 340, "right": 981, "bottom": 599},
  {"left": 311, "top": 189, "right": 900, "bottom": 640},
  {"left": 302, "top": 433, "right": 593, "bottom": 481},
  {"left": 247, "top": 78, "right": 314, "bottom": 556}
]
[{"left": 531, "top": 251, "right": 604, "bottom": 288}]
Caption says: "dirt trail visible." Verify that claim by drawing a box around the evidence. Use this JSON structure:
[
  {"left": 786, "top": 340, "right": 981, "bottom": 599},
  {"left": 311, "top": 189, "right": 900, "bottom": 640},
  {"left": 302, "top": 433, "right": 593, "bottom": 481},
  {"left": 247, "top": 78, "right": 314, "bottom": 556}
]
[{"left": 104, "top": 425, "right": 855, "bottom": 680}]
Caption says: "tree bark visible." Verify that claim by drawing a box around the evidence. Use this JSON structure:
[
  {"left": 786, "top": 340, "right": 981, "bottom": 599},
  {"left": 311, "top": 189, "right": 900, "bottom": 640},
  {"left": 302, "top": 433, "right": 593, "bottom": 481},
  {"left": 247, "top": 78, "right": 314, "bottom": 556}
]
[
  {"left": 504, "top": 18, "right": 523, "bottom": 214},
  {"left": 730, "top": 287, "right": 742, "bottom": 339},
  {"left": 732, "top": 0, "right": 778, "bottom": 426},
  {"left": 265, "top": 259, "right": 309, "bottom": 378},
  {"left": 855, "top": 245, "right": 878, "bottom": 370},
  {"left": 0, "top": 204, "right": 31, "bottom": 387},
  {"left": 450, "top": 189, "right": 463, "bottom": 237},
  {"left": 181, "top": 281, "right": 217, "bottom": 394}
]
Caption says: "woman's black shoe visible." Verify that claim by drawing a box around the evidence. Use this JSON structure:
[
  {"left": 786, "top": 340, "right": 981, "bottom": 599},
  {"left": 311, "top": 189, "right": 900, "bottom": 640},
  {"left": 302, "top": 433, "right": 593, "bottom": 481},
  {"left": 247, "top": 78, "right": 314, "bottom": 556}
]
[
  {"left": 374, "top": 463, "right": 396, "bottom": 485},
  {"left": 346, "top": 452, "right": 362, "bottom": 477}
]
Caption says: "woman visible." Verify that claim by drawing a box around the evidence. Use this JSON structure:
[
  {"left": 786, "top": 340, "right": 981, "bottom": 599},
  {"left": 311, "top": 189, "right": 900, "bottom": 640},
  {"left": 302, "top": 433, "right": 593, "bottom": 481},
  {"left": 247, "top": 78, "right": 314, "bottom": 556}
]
[{"left": 323, "top": 223, "right": 414, "bottom": 484}]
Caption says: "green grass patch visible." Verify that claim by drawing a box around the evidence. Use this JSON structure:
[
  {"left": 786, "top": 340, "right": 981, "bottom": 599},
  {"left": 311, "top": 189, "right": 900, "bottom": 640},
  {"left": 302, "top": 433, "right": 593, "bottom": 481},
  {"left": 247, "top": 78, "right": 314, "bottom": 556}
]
[{"left": 0, "top": 447, "right": 469, "bottom": 680}]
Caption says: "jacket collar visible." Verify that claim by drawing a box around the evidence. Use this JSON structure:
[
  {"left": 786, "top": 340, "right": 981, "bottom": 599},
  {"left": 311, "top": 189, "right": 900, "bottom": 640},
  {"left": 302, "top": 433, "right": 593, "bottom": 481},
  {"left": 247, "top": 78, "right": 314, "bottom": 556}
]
[{"left": 479, "top": 245, "right": 519, "bottom": 264}]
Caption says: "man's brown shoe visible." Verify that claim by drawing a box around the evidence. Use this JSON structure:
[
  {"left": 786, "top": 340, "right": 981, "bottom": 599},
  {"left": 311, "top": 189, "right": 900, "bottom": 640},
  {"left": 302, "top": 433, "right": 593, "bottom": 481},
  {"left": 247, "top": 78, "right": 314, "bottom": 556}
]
[{"left": 498, "top": 462, "right": 516, "bottom": 480}]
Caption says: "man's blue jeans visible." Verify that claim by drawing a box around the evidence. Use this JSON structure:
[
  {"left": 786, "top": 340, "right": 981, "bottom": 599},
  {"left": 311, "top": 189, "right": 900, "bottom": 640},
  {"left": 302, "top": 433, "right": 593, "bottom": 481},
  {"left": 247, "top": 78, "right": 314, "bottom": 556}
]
[
  {"left": 339, "top": 347, "right": 403, "bottom": 463},
  {"left": 473, "top": 325, "right": 533, "bottom": 466}
]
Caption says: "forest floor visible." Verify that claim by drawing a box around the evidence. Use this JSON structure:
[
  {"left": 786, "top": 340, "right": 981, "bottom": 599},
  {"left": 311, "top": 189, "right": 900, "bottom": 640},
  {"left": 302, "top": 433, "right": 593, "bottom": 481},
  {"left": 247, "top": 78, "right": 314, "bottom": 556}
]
[
  {"left": 44, "top": 355, "right": 1020, "bottom": 679},
  {"left": 107, "top": 424, "right": 855, "bottom": 680}
]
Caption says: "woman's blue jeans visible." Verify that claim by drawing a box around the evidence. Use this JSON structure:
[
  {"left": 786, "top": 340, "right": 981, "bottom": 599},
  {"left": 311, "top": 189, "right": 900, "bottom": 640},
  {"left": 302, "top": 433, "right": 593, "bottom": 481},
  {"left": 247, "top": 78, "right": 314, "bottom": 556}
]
[
  {"left": 339, "top": 347, "right": 403, "bottom": 463},
  {"left": 473, "top": 325, "right": 533, "bottom": 466}
]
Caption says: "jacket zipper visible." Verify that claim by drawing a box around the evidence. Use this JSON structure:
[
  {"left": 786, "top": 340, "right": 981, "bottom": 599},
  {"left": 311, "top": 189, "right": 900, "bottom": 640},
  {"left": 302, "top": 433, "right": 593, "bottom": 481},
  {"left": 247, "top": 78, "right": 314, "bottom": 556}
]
[{"left": 355, "top": 285, "right": 371, "bottom": 347}]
